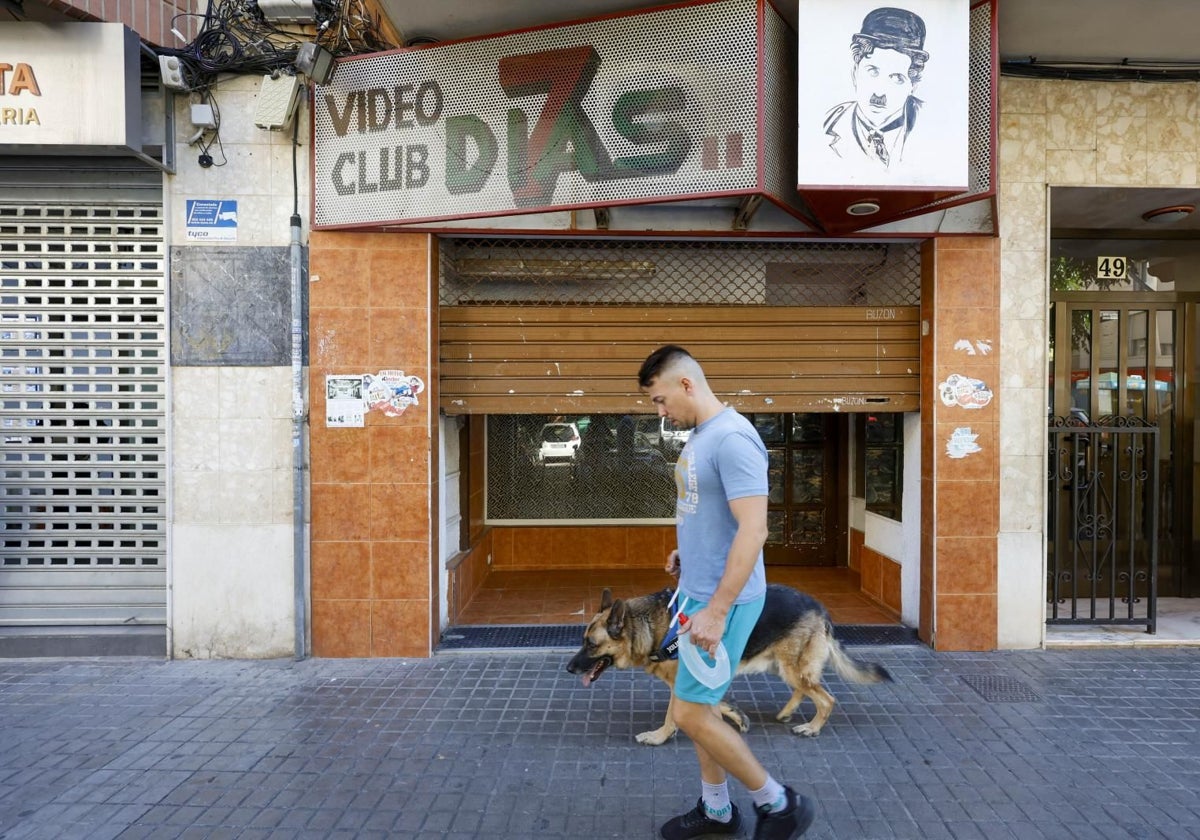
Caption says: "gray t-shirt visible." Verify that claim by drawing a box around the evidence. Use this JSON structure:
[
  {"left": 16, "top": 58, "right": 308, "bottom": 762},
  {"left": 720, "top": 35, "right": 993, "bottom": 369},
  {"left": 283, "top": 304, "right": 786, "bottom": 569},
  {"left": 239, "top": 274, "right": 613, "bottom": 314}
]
[{"left": 675, "top": 407, "right": 768, "bottom": 605}]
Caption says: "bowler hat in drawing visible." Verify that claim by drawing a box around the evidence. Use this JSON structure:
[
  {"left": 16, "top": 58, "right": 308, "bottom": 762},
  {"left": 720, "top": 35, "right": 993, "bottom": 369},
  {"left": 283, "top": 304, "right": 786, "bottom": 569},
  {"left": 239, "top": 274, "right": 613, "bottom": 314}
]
[{"left": 857, "top": 7, "right": 929, "bottom": 61}]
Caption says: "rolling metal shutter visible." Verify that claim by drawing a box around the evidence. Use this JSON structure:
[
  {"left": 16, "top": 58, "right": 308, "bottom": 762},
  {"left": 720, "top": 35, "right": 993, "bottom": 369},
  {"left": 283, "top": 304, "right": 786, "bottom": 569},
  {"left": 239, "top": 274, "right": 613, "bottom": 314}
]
[
  {"left": 440, "top": 304, "right": 920, "bottom": 415},
  {"left": 0, "top": 161, "right": 166, "bottom": 626}
]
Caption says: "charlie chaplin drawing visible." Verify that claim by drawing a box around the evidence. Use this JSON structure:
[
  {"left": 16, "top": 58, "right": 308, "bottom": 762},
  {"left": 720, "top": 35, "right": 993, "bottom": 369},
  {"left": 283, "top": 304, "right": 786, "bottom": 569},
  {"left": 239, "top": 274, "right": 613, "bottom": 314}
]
[{"left": 823, "top": 7, "right": 930, "bottom": 169}]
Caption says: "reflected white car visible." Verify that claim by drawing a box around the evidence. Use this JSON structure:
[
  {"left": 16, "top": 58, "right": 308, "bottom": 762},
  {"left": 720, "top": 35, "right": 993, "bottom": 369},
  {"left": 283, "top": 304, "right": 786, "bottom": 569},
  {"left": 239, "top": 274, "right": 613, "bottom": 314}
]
[{"left": 538, "top": 422, "right": 580, "bottom": 464}]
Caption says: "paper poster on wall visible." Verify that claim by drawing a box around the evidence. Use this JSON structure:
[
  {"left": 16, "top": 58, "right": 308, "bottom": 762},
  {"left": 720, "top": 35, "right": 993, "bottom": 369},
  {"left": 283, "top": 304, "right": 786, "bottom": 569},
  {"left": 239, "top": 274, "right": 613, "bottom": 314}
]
[
  {"left": 325, "top": 375, "right": 365, "bottom": 427},
  {"left": 364, "top": 370, "right": 425, "bottom": 417},
  {"left": 797, "top": 0, "right": 970, "bottom": 189}
]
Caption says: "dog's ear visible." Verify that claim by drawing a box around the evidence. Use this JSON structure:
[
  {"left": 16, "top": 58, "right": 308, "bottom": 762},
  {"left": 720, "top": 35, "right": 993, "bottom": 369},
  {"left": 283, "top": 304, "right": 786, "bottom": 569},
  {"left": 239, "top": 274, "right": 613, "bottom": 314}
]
[
  {"left": 606, "top": 599, "right": 627, "bottom": 638},
  {"left": 600, "top": 588, "right": 613, "bottom": 610}
]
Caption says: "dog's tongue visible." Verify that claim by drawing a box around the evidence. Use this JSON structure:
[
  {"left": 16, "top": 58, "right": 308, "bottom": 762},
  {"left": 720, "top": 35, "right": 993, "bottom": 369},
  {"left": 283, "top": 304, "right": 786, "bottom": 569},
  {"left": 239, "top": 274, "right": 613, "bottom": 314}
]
[{"left": 582, "top": 660, "right": 604, "bottom": 687}]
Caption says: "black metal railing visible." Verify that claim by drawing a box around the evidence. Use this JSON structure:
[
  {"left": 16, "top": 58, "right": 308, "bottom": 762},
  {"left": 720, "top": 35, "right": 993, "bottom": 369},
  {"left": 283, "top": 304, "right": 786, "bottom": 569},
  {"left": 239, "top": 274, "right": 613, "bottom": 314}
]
[{"left": 1047, "top": 415, "right": 1158, "bottom": 633}]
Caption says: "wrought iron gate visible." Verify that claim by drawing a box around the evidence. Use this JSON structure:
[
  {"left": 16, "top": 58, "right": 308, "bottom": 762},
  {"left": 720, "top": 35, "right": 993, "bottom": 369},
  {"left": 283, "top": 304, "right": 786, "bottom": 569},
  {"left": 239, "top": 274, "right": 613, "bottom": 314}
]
[{"left": 1047, "top": 416, "right": 1158, "bottom": 632}]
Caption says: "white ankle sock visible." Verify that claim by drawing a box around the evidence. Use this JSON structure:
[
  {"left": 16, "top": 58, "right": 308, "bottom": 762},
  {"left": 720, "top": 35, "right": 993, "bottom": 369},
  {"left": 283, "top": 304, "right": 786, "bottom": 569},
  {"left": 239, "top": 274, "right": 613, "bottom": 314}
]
[
  {"left": 749, "top": 777, "right": 787, "bottom": 813},
  {"left": 702, "top": 780, "right": 733, "bottom": 823}
]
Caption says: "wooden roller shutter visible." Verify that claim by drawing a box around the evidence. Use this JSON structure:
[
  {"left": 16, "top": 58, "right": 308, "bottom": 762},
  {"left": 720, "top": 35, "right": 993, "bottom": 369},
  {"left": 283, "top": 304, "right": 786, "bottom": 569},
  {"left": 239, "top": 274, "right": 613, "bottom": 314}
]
[{"left": 440, "top": 305, "right": 918, "bottom": 414}]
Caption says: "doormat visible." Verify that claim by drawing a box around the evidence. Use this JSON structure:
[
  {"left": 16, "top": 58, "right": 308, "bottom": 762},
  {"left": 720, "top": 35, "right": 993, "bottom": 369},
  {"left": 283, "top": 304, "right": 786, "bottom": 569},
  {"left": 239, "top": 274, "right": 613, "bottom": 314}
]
[{"left": 437, "top": 623, "right": 920, "bottom": 652}]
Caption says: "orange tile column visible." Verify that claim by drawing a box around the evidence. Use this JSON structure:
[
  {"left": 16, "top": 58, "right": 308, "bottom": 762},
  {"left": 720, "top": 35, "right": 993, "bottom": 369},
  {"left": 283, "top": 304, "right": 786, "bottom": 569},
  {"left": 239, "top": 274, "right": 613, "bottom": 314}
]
[
  {"left": 307, "top": 232, "right": 439, "bottom": 657},
  {"left": 920, "top": 237, "right": 1000, "bottom": 650}
]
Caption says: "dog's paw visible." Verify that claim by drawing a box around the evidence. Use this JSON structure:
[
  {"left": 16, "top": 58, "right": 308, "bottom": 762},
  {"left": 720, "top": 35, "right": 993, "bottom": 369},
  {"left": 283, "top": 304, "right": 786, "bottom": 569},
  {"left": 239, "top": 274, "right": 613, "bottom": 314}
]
[
  {"left": 720, "top": 705, "right": 750, "bottom": 733},
  {"left": 775, "top": 710, "right": 793, "bottom": 723},
  {"left": 789, "top": 722, "right": 821, "bottom": 737},
  {"left": 635, "top": 727, "right": 676, "bottom": 745}
]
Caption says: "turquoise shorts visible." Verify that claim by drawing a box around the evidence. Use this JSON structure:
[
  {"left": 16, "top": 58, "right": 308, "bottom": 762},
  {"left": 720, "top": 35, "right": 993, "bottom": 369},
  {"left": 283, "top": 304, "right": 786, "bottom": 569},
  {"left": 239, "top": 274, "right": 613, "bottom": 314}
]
[{"left": 673, "top": 594, "right": 765, "bottom": 705}]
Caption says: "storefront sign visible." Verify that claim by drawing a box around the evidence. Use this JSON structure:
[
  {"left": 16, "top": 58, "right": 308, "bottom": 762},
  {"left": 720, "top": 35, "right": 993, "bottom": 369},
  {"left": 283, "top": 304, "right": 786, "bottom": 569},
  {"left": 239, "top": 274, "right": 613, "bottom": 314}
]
[
  {"left": 797, "top": 0, "right": 969, "bottom": 189},
  {"left": 0, "top": 23, "right": 141, "bottom": 151},
  {"left": 313, "top": 0, "right": 772, "bottom": 227}
]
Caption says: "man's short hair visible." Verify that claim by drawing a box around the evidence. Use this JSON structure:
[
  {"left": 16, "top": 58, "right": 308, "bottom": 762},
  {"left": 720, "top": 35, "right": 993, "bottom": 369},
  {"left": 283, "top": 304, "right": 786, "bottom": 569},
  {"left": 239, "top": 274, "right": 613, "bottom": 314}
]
[{"left": 638, "top": 345, "right": 694, "bottom": 388}]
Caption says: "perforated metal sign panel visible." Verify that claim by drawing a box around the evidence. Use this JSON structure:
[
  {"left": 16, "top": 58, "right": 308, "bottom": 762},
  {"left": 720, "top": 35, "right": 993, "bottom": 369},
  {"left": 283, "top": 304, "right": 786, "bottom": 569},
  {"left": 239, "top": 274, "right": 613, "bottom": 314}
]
[
  {"left": 0, "top": 202, "right": 166, "bottom": 626},
  {"left": 314, "top": 0, "right": 768, "bottom": 227}
]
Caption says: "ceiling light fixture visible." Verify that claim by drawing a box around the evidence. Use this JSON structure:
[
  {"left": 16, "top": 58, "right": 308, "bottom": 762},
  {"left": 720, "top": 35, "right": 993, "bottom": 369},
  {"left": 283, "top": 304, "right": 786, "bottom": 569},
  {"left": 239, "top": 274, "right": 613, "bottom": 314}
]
[
  {"left": 1141, "top": 204, "right": 1195, "bottom": 224},
  {"left": 847, "top": 200, "right": 881, "bottom": 216}
]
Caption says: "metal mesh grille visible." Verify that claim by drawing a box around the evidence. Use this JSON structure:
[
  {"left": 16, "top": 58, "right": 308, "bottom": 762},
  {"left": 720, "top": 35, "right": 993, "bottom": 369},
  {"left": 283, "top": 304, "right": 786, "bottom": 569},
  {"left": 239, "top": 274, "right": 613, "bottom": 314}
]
[
  {"left": 0, "top": 203, "right": 166, "bottom": 624},
  {"left": 904, "top": 0, "right": 994, "bottom": 218},
  {"left": 965, "top": 1, "right": 995, "bottom": 195},
  {"left": 763, "top": 5, "right": 804, "bottom": 216},
  {"left": 440, "top": 238, "right": 920, "bottom": 306}
]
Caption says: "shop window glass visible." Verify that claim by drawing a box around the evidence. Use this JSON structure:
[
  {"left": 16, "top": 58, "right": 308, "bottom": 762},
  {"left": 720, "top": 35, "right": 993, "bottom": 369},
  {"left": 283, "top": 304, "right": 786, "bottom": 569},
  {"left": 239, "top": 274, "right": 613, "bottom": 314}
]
[
  {"left": 856, "top": 413, "right": 903, "bottom": 521},
  {"left": 486, "top": 414, "right": 678, "bottom": 521}
]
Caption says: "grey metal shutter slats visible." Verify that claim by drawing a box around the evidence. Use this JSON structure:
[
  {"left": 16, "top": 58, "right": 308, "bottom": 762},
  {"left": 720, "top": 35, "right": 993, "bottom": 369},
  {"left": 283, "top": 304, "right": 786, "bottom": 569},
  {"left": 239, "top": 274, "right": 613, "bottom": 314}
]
[{"left": 0, "top": 189, "right": 166, "bottom": 627}]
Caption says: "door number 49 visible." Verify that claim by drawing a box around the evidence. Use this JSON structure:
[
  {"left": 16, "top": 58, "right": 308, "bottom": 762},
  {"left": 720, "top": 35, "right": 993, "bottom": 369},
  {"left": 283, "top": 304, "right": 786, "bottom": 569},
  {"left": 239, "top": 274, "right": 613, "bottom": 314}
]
[{"left": 1097, "top": 256, "right": 1127, "bottom": 280}]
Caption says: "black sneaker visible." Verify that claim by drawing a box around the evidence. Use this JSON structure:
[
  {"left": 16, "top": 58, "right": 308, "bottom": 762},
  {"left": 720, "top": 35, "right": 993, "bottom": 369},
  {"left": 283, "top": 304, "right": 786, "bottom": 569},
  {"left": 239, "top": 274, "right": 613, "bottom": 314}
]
[
  {"left": 660, "top": 797, "right": 742, "bottom": 839},
  {"left": 752, "top": 786, "right": 815, "bottom": 840}
]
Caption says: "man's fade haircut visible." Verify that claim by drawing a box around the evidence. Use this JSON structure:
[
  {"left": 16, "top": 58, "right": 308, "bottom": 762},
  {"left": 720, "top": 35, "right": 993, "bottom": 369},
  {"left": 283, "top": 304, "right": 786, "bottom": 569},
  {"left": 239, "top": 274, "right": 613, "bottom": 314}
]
[{"left": 638, "top": 344, "right": 694, "bottom": 389}]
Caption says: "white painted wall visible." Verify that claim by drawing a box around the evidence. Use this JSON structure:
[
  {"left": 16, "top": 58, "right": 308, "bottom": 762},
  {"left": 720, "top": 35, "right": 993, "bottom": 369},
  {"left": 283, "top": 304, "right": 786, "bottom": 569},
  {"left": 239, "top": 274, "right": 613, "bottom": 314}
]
[
  {"left": 439, "top": 414, "right": 464, "bottom": 632},
  {"left": 170, "top": 367, "right": 296, "bottom": 657},
  {"left": 857, "top": 413, "right": 922, "bottom": 628}
]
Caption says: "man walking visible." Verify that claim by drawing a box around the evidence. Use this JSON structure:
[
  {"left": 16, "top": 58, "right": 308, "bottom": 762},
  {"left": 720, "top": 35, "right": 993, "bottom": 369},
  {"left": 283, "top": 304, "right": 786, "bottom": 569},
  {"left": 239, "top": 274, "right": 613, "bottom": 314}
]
[{"left": 638, "top": 345, "right": 815, "bottom": 840}]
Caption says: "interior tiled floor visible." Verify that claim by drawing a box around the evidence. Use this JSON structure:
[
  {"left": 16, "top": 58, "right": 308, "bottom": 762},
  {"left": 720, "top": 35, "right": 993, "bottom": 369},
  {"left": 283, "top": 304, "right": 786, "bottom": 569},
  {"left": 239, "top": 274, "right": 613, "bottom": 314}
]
[{"left": 454, "top": 565, "right": 900, "bottom": 626}]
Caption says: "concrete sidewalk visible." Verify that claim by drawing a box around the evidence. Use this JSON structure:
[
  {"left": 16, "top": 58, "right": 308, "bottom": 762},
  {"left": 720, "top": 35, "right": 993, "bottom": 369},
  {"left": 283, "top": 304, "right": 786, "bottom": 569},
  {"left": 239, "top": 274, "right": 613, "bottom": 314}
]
[{"left": 1, "top": 645, "right": 1198, "bottom": 839}]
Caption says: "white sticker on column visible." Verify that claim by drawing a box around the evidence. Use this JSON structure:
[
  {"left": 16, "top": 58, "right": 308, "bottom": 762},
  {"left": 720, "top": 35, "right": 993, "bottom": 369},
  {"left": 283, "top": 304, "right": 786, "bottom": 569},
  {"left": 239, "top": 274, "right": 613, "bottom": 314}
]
[
  {"left": 946, "top": 427, "right": 982, "bottom": 459},
  {"left": 938, "top": 373, "right": 993, "bottom": 409}
]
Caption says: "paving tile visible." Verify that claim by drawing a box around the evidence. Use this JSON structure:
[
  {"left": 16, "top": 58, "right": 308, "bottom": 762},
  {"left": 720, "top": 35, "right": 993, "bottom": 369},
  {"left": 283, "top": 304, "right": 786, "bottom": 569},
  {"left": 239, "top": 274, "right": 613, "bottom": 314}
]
[{"left": 0, "top": 649, "right": 1198, "bottom": 838}]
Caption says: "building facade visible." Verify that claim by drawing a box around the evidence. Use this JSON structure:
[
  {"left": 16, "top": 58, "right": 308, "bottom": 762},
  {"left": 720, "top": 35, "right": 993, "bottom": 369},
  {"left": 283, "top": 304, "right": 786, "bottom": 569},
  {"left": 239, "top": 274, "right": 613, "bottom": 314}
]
[{"left": 1, "top": 0, "right": 1195, "bottom": 658}]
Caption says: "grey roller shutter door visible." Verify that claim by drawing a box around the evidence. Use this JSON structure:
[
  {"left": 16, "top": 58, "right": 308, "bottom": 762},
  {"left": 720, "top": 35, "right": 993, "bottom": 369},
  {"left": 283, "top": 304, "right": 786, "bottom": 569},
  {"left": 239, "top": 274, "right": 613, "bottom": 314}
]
[{"left": 0, "top": 159, "right": 166, "bottom": 626}]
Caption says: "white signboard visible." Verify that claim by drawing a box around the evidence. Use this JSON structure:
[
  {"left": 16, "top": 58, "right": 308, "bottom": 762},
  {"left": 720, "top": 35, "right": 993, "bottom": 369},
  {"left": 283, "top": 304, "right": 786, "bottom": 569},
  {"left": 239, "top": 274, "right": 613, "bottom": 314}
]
[
  {"left": 185, "top": 200, "right": 239, "bottom": 242},
  {"left": 797, "top": 0, "right": 970, "bottom": 189},
  {"left": 313, "top": 0, "right": 765, "bottom": 227},
  {"left": 0, "top": 23, "right": 141, "bottom": 150}
]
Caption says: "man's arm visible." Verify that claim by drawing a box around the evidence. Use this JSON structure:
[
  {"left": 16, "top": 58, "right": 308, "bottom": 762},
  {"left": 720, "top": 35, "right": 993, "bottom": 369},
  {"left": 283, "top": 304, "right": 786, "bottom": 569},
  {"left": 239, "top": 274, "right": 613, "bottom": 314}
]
[{"left": 686, "top": 493, "right": 768, "bottom": 655}]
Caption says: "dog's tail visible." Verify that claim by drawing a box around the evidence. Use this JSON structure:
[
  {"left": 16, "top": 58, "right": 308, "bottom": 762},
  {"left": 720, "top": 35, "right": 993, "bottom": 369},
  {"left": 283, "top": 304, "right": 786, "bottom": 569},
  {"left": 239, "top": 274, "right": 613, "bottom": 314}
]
[{"left": 824, "top": 620, "right": 892, "bottom": 684}]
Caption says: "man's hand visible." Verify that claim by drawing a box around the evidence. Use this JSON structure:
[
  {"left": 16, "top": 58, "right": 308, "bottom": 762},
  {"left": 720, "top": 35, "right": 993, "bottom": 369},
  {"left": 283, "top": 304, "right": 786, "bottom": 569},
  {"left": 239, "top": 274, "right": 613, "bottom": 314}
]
[
  {"left": 665, "top": 549, "right": 680, "bottom": 578},
  {"left": 684, "top": 605, "right": 727, "bottom": 657}
]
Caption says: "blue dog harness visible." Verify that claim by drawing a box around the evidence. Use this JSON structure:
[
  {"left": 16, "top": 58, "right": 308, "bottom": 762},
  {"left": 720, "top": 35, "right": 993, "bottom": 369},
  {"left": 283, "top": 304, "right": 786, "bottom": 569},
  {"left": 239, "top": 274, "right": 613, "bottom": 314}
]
[{"left": 648, "top": 588, "right": 682, "bottom": 663}]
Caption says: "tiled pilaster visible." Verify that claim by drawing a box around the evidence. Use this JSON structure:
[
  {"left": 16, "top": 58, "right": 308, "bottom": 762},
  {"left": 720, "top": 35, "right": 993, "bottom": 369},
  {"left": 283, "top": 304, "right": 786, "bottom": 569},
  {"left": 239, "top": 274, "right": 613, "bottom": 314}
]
[
  {"left": 921, "top": 237, "right": 1001, "bottom": 650},
  {"left": 308, "top": 232, "right": 438, "bottom": 657}
]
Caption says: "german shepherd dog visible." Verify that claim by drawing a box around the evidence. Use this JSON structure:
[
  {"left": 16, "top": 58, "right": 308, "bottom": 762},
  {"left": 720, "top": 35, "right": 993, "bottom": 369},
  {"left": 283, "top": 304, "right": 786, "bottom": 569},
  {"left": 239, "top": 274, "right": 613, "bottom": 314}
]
[{"left": 566, "top": 583, "right": 892, "bottom": 745}]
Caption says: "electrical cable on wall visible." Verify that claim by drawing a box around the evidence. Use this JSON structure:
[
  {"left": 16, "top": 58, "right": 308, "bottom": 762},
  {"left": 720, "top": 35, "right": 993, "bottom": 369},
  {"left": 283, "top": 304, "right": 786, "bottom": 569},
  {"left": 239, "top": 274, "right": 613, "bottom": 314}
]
[
  {"left": 157, "top": 0, "right": 396, "bottom": 92},
  {"left": 154, "top": 0, "right": 396, "bottom": 167}
]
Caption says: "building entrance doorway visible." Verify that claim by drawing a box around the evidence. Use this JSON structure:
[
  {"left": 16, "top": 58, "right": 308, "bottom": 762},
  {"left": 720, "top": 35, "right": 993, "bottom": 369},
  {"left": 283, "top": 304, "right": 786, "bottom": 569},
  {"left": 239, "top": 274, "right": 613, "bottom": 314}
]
[
  {"left": 1050, "top": 295, "right": 1197, "bottom": 598},
  {"left": 748, "top": 413, "right": 845, "bottom": 567}
]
